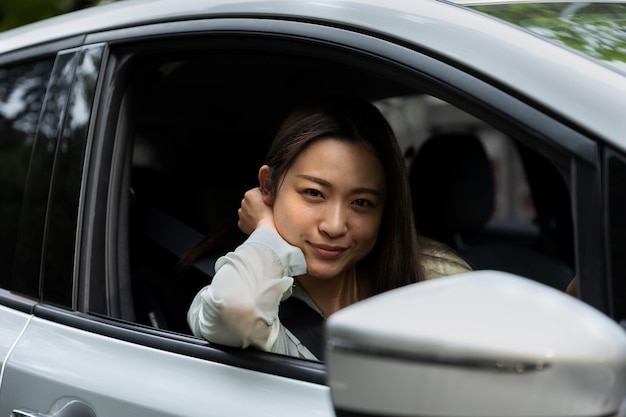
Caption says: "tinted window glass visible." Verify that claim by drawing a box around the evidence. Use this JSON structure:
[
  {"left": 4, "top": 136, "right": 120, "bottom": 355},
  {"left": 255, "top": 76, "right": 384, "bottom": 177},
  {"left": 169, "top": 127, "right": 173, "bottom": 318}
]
[
  {"left": 10, "top": 52, "right": 78, "bottom": 299},
  {"left": 42, "top": 45, "right": 103, "bottom": 307},
  {"left": 0, "top": 59, "right": 54, "bottom": 291}
]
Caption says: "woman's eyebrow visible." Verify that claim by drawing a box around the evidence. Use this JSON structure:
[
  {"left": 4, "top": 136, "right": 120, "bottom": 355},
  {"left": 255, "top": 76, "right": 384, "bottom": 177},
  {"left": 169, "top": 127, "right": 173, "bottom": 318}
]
[
  {"left": 297, "top": 174, "right": 330, "bottom": 186},
  {"left": 297, "top": 174, "right": 382, "bottom": 197},
  {"left": 354, "top": 187, "right": 383, "bottom": 197}
]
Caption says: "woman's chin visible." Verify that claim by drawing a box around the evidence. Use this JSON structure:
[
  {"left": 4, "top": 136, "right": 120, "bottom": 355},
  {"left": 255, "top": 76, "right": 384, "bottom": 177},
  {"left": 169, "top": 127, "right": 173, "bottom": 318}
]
[{"left": 304, "top": 263, "right": 347, "bottom": 281}]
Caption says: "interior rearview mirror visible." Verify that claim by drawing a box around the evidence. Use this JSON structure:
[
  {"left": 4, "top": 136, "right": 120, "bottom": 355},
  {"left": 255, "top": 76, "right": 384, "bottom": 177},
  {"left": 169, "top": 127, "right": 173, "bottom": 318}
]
[{"left": 326, "top": 271, "right": 626, "bottom": 417}]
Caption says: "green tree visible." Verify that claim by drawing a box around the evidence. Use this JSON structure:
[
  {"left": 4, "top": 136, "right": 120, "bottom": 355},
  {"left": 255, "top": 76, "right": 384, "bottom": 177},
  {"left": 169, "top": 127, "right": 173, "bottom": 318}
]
[
  {"left": 473, "top": 3, "right": 626, "bottom": 70},
  {"left": 0, "top": 0, "right": 115, "bottom": 32}
]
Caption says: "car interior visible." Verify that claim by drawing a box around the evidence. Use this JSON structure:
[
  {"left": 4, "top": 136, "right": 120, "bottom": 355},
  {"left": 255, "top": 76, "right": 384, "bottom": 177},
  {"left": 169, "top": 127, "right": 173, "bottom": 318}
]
[{"left": 110, "top": 39, "right": 576, "bottom": 337}]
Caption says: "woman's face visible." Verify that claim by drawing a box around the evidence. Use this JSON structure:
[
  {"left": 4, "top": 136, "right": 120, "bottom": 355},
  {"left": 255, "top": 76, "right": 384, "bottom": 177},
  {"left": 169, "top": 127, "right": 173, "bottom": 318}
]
[{"left": 273, "top": 137, "right": 386, "bottom": 280}]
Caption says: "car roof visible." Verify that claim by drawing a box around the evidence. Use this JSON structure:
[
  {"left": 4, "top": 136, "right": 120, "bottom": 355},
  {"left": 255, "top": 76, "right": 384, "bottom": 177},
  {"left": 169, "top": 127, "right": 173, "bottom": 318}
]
[
  {"left": 0, "top": 0, "right": 425, "bottom": 54},
  {"left": 1, "top": 0, "right": 625, "bottom": 149}
]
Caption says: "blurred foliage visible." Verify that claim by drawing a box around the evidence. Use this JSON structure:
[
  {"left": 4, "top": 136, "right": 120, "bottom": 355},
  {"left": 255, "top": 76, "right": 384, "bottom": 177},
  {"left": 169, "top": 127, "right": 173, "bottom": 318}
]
[
  {"left": 0, "top": 0, "right": 117, "bottom": 32},
  {"left": 471, "top": 3, "right": 626, "bottom": 70}
]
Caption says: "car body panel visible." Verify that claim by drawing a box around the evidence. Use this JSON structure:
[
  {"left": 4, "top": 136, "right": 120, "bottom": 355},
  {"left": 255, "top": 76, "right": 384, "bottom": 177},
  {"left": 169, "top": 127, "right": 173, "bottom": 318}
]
[
  {"left": 0, "top": 314, "right": 332, "bottom": 417},
  {"left": 0, "top": 304, "right": 30, "bottom": 384}
]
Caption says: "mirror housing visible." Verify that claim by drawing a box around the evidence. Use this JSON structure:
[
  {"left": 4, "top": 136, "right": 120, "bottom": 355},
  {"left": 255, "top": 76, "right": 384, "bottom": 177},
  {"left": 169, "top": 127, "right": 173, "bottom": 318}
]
[{"left": 326, "top": 271, "right": 626, "bottom": 417}]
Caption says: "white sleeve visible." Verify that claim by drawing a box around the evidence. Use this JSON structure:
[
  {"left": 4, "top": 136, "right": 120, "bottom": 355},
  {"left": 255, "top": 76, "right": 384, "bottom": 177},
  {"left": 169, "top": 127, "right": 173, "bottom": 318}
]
[{"left": 187, "top": 228, "right": 307, "bottom": 352}]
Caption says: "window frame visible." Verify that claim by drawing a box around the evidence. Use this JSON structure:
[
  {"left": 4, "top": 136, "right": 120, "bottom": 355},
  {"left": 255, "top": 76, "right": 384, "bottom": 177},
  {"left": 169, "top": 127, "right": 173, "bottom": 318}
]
[{"left": 604, "top": 147, "right": 626, "bottom": 323}]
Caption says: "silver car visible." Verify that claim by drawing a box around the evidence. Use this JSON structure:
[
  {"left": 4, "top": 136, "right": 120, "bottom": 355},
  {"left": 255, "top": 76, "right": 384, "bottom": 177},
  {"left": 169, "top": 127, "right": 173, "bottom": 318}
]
[{"left": 1, "top": 1, "right": 625, "bottom": 416}]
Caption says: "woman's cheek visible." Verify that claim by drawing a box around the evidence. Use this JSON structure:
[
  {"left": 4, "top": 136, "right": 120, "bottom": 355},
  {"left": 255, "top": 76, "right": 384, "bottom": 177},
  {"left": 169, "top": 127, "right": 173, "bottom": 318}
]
[{"left": 273, "top": 200, "right": 309, "bottom": 243}]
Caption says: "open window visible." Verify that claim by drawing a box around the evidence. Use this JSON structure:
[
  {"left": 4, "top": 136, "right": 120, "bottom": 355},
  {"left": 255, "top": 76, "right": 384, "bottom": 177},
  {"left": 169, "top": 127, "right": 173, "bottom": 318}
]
[{"left": 101, "top": 34, "right": 576, "bottom": 337}]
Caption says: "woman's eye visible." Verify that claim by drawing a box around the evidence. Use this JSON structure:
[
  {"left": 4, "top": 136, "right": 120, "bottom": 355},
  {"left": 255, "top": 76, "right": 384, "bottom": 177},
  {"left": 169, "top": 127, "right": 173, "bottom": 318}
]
[
  {"left": 353, "top": 199, "right": 373, "bottom": 208},
  {"left": 305, "top": 188, "right": 322, "bottom": 198}
]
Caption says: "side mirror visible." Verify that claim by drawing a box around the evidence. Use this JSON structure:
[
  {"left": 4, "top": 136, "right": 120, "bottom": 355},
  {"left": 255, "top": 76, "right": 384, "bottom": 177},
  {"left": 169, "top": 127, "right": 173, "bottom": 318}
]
[{"left": 326, "top": 271, "right": 626, "bottom": 417}]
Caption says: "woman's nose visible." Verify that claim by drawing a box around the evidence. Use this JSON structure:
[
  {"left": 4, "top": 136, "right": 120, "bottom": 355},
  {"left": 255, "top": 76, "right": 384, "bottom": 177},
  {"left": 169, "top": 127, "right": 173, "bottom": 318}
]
[{"left": 319, "top": 204, "right": 348, "bottom": 237}]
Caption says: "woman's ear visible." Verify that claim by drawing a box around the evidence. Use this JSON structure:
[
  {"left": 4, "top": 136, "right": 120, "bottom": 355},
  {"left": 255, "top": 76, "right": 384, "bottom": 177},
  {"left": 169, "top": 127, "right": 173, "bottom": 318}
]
[{"left": 258, "top": 165, "right": 274, "bottom": 205}]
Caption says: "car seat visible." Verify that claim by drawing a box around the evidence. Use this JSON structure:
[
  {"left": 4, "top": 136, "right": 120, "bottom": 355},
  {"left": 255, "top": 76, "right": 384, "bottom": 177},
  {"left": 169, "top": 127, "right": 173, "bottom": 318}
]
[{"left": 409, "top": 132, "right": 574, "bottom": 290}]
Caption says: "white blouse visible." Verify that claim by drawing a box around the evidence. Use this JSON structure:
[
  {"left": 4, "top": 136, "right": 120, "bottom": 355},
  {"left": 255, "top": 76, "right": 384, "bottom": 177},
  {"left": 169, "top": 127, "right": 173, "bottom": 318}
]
[{"left": 187, "top": 227, "right": 320, "bottom": 360}]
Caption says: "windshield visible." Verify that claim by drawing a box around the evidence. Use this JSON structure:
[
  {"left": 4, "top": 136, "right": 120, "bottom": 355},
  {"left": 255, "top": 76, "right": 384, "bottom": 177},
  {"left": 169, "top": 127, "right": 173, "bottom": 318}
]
[{"left": 464, "top": 2, "right": 626, "bottom": 74}]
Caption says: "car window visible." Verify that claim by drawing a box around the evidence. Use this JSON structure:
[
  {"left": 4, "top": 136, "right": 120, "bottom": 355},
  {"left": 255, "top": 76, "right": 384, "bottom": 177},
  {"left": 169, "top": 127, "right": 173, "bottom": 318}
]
[
  {"left": 0, "top": 58, "right": 54, "bottom": 297},
  {"left": 378, "top": 95, "right": 575, "bottom": 290},
  {"left": 96, "top": 36, "right": 577, "bottom": 341},
  {"left": 377, "top": 95, "right": 537, "bottom": 228}
]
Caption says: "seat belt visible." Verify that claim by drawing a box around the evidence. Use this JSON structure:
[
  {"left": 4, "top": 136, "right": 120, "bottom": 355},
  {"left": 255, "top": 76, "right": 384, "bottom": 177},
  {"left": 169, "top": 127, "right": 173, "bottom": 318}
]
[
  {"left": 138, "top": 203, "right": 217, "bottom": 276},
  {"left": 279, "top": 296, "right": 325, "bottom": 361}
]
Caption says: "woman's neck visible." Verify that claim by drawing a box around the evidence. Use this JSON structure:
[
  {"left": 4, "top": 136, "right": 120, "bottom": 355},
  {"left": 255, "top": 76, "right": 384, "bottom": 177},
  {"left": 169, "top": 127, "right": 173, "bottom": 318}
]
[{"left": 296, "top": 268, "right": 359, "bottom": 317}]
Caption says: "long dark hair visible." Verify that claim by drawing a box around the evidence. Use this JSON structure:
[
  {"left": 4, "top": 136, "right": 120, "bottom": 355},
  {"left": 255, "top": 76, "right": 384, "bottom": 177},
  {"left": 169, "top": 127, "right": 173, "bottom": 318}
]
[{"left": 264, "top": 96, "right": 424, "bottom": 297}]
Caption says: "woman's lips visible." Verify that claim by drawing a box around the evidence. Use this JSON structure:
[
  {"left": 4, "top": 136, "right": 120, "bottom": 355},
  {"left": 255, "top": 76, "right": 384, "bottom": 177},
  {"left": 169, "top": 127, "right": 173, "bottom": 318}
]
[{"left": 309, "top": 243, "right": 347, "bottom": 259}]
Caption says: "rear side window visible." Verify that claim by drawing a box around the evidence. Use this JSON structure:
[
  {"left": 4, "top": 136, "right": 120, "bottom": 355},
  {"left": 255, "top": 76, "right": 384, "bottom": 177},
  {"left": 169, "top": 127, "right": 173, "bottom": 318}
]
[{"left": 0, "top": 59, "right": 54, "bottom": 290}]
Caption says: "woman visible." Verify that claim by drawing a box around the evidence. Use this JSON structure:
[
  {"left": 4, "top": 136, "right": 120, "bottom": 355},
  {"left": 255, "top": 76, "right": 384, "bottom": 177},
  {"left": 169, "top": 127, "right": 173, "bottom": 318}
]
[{"left": 187, "top": 96, "right": 463, "bottom": 360}]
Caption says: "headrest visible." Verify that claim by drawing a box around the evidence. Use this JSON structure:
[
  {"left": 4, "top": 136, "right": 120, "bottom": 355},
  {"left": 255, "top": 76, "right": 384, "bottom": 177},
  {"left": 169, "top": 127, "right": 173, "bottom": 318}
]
[{"left": 409, "top": 133, "right": 494, "bottom": 241}]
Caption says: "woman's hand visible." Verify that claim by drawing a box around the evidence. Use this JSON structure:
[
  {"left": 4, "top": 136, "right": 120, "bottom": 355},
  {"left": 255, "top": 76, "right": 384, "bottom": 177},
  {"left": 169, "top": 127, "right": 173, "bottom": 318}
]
[{"left": 238, "top": 187, "right": 275, "bottom": 235}]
